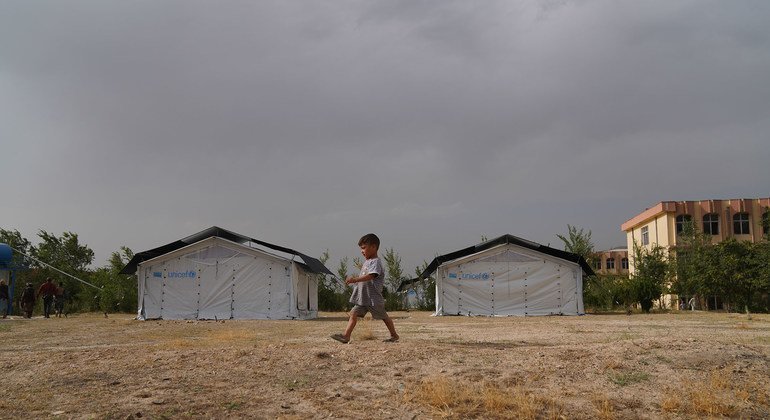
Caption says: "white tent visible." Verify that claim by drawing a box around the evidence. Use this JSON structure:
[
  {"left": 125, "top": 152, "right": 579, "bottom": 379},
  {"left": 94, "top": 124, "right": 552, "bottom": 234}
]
[
  {"left": 399, "top": 235, "right": 593, "bottom": 316},
  {"left": 121, "top": 227, "right": 332, "bottom": 320}
]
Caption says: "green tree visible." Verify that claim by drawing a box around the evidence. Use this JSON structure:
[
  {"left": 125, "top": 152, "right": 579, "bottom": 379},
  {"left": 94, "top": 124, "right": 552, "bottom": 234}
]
[
  {"left": 0, "top": 229, "right": 32, "bottom": 267},
  {"left": 316, "top": 249, "right": 335, "bottom": 310},
  {"left": 710, "top": 239, "right": 768, "bottom": 312},
  {"left": 630, "top": 243, "right": 669, "bottom": 312},
  {"left": 670, "top": 220, "right": 711, "bottom": 302},
  {"left": 583, "top": 274, "right": 632, "bottom": 312},
  {"left": 316, "top": 250, "right": 347, "bottom": 311},
  {"left": 411, "top": 261, "right": 436, "bottom": 311},
  {"left": 381, "top": 248, "right": 406, "bottom": 310},
  {"left": 93, "top": 246, "right": 137, "bottom": 313},
  {"left": 31, "top": 230, "right": 95, "bottom": 312},
  {"left": 383, "top": 248, "right": 404, "bottom": 293},
  {"left": 336, "top": 256, "right": 349, "bottom": 283},
  {"left": 556, "top": 225, "right": 595, "bottom": 266},
  {"left": 750, "top": 239, "right": 770, "bottom": 312}
]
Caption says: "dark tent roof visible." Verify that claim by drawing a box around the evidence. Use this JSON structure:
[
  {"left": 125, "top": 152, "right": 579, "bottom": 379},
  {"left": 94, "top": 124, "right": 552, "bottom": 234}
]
[
  {"left": 120, "top": 226, "right": 333, "bottom": 275},
  {"left": 397, "top": 234, "right": 594, "bottom": 291}
]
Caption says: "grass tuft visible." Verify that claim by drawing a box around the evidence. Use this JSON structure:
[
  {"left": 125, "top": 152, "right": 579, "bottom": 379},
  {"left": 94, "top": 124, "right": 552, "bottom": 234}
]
[
  {"left": 607, "top": 370, "right": 650, "bottom": 386},
  {"left": 357, "top": 317, "right": 376, "bottom": 341},
  {"left": 592, "top": 394, "right": 614, "bottom": 420},
  {"left": 658, "top": 367, "right": 770, "bottom": 417}
]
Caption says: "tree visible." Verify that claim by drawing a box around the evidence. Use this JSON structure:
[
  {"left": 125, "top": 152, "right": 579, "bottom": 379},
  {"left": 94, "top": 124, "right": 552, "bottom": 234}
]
[
  {"left": 382, "top": 248, "right": 406, "bottom": 310},
  {"left": 317, "top": 250, "right": 345, "bottom": 311},
  {"left": 0, "top": 229, "right": 33, "bottom": 267},
  {"left": 383, "top": 248, "right": 404, "bottom": 292},
  {"left": 412, "top": 261, "right": 436, "bottom": 310},
  {"left": 99, "top": 246, "right": 137, "bottom": 313},
  {"left": 336, "top": 256, "right": 349, "bottom": 283},
  {"left": 751, "top": 239, "right": 770, "bottom": 312},
  {"left": 556, "top": 225, "right": 595, "bottom": 265},
  {"left": 31, "top": 230, "right": 95, "bottom": 312},
  {"left": 670, "top": 220, "right": 712, "bottom": 302},
  {"left": 630, "top": 243, "right": 669, "bottom": 312},
  {"left": 711, "top": 239, "right": 768, "bottom": 312}
]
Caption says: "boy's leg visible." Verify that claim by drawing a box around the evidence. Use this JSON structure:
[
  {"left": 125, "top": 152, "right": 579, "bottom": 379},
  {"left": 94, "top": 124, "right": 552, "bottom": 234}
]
[
  {"left": 383, "top": 316, "right": 399, "bottom": 340},
  {"left": 342, "top": 312, "right": 358, "bottom": 340}
]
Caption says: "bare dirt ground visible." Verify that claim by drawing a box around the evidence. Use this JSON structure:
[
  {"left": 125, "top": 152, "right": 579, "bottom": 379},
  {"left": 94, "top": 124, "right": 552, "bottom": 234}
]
[{"left": 1, "top": 311, "right": 769, "bottom": 419}]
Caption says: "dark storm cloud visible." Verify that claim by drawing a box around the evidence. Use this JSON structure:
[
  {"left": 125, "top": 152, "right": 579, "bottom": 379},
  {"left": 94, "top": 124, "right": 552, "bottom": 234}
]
[{"left": 2, "top": 0, "right": 769, "bottom": 271}]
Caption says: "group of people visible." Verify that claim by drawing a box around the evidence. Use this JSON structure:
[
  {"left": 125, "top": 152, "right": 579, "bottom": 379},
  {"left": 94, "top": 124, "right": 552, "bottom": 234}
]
[{"left": 12, "top": 278, "right": 66, "bottom": 319}]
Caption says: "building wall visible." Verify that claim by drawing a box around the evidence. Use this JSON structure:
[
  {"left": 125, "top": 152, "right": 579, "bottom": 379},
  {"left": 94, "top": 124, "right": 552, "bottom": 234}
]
[{"left": 592, "top": 248, "right": 629, "bottom": 276}]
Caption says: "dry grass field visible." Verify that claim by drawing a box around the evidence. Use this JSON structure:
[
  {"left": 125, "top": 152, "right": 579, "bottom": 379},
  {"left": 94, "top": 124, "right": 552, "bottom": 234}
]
[{"left": 1, "top": 311, "right": 769, "bottom": 419}]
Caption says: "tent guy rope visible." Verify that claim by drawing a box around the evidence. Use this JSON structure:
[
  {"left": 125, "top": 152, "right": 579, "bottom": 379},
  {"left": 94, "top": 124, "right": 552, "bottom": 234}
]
[{"left": 9, "top": 245, "right": 101, "bottom": 290}]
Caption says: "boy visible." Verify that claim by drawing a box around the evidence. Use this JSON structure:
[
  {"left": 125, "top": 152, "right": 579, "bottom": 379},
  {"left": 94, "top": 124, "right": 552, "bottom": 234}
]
[{"left": 331, "top": 233, "right": 399, "bottom": 344}]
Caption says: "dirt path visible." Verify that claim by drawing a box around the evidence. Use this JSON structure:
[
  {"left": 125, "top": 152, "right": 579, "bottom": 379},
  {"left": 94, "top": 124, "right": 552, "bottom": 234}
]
[{"left": 1, "top": 311, "right": 769, "bottom": 419}]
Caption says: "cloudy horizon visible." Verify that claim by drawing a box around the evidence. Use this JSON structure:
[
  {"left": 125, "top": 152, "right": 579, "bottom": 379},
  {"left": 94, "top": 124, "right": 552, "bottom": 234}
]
[{"left": 2, "top": 0, "right": 769, "bottom": 274}]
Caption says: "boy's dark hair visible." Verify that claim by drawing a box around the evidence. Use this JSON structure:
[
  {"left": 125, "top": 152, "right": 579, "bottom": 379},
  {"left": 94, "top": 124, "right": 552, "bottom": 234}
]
[{"left": 358, "top": 233, "right": 380, "bottom": 248}]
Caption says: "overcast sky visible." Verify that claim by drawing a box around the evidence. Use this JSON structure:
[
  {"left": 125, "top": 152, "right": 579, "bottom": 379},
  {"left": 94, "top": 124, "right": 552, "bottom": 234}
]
[{"left": 2, "top": 0, "right": 769, "bottom": 275}]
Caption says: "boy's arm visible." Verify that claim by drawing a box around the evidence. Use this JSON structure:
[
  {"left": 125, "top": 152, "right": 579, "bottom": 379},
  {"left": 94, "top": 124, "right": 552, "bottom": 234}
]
[{"left": 345, "top": 273, "right": 377, "bottom": 285}]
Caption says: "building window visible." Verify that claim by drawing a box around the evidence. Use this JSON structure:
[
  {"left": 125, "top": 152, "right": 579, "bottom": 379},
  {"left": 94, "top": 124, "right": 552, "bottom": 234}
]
[
  {"left": 676, "top": 214, "right": 692, "bottom": 235},
  {"left": 606, "top": 258, "right": 615, "bottom": 270},
  {"left": 703, "top": 213, "right": 719, "bottom": 235},
  {"left": 733, "top": 212, "right": 750, "bottom": 235},
  {"left": 641, "top": 226, "right": 649, "bottom": 245},
  {"left": 621, "top": 258, "right": 629, "bottom": 270},
  {"left": 595, "top": 259, "right": 602, "bottom": 270}
]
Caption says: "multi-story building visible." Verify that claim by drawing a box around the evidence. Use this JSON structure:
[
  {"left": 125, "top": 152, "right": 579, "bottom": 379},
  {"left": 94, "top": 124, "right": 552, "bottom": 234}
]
[
  {"left": 621, "top": 197, "right": 770, "bottom": 274},
  {"left": 592, "top": 247, "right": 629, "bottom": 276}
]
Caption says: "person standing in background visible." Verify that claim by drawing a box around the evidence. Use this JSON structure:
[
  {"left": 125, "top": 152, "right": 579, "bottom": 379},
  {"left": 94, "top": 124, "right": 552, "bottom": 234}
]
[
  {"left": 37, "top": 278, "right": 57, "bottom": 318},
  {"left": 0, "top": 279, "right": 9, "bottom": 319},
  {"left": 20, "top": 283, "right": 35, "bottom": 318},
  {"left": 54, "top": 282, "right": 66, "bottom": 318}
]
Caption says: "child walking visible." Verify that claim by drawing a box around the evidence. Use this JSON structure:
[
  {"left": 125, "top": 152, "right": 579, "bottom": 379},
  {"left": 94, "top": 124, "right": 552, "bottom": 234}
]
[{"left": 331, "top": 233, "right": 399, "bottom": 344}]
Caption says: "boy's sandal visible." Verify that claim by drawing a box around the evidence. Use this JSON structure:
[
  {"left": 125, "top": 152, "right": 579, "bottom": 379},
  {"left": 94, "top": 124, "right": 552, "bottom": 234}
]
[
  {"left": 331, "top": 334, "right": 349, "bottom": 344},
  {"left": 383, "top": 337, "right": 399, "bottom": 342}
]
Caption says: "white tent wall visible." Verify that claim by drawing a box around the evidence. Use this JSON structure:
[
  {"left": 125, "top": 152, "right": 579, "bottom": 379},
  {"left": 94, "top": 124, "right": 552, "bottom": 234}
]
[
  {"left": 137, "top": 237, "right": 318, "bottom": 320},
  {"left": 435, "top": 244, "right": 584, "bottom": 316}
]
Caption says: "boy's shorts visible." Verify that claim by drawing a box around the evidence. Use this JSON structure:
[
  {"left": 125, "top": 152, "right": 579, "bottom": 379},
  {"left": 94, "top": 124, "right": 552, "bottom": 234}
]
[{"left": 350, "top": 304, "right": 389, "bottom": 320}]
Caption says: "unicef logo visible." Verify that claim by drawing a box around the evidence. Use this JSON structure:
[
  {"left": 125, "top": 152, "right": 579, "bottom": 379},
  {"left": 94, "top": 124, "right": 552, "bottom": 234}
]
[
  {"left": 168, "top": 270, "right": 197, "bottom": 278},
  {"left": 459, "top": 272, "right": 491, "bottom": 280}
]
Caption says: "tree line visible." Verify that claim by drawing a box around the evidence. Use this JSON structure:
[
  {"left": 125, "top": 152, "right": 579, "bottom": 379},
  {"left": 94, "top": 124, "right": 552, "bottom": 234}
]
[
  {"left": 565, "top": 223, "right": 770, "bottom": 313},
  {"left": 15, "top": 222, "right": 762, "bottom": 317},
  {"left": 0, "top": 229, "right": 137, "bottom": 315}
]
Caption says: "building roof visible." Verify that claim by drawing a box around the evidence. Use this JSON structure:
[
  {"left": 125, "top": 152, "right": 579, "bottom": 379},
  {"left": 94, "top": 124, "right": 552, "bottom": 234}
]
[
  {"left": 120, "top": 226, "right": 333, "bottom": 275},
  {"left": 397, "top": 234, "right": 594, "bottom": 291},
  {"left": 621, "top": 198, "right": 770, "bottom": 231}
]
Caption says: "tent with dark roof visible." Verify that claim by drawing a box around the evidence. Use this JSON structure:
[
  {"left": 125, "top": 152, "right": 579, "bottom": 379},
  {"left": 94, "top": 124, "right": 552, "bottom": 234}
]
[
  {"left": 121, "top": 226, "right": 333, "bottom": 320},
  {"left": 398, "top": 235, "right": 593, "bottom": 316}
]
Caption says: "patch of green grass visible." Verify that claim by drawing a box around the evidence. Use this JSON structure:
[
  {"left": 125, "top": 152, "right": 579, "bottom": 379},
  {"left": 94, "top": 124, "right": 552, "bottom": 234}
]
[
  {"left": 0, "top": 324, "right": 10, "bottom": 333},
  {"left": 608, "top": 371, "right": 650, "bottom": 386},
  {"left": 223, "top": 401, "right": 243, "bottom": 411}
]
